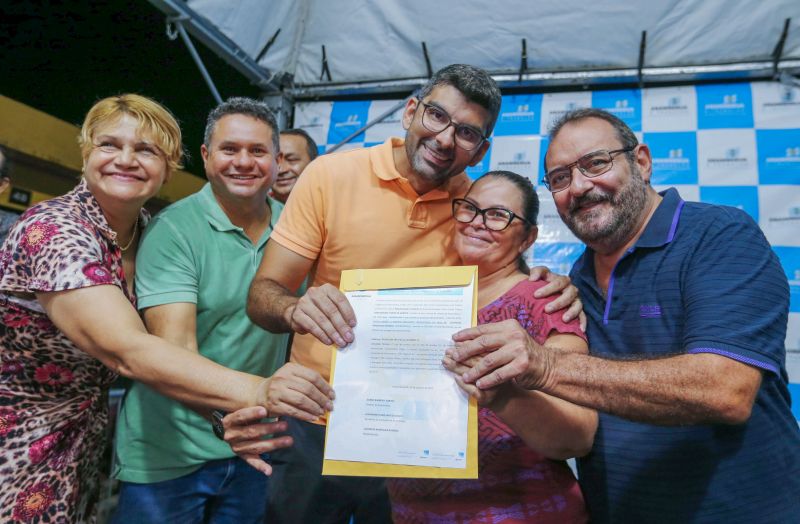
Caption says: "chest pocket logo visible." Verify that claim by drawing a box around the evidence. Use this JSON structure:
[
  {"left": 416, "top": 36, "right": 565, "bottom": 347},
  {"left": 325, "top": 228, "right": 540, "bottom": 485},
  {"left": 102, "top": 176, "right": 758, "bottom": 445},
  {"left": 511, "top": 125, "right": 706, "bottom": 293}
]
[{"left": 639, "top": 304, "right": 662, "bottom": 318}]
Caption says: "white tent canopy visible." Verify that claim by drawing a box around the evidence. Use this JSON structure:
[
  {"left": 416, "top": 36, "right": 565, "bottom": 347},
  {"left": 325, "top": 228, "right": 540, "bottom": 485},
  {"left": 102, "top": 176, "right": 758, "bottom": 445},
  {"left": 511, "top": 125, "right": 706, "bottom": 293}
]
[{"left": 160, "top": 0, "right": 800, "bottom": 97}]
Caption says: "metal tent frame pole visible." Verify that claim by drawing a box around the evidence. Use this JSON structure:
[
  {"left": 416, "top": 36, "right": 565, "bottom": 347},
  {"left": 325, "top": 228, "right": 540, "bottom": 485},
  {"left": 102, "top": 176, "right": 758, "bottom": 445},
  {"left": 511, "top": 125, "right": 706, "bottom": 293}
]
[
  {"left": 287, "top": 59, "right": 800, "bottom": 99},
  {"left": 147, "top": 0, "right": 288, "bottom": 94}
]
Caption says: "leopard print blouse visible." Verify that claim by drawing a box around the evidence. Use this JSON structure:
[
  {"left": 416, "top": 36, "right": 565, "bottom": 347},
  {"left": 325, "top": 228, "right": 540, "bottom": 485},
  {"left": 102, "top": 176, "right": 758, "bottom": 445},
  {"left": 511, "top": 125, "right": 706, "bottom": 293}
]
[{"left": 0, "top": 180, "right": 147, "bottom": 523}]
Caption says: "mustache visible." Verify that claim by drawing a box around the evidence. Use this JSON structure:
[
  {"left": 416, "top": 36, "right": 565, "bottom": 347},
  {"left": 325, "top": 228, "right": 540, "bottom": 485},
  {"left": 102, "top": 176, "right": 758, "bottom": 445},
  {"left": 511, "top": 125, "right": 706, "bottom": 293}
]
[
  {"left": 568, "top": 191, "right": 612, "bottom": 214},
  {"left": 422, "top": 138, "right": 454, "bottom": 158}
]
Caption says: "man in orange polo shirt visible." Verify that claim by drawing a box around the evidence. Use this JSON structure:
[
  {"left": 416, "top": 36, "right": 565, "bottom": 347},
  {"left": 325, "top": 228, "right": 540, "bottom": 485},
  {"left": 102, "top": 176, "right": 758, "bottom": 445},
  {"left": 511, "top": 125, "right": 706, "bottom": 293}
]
[{"left": 229, "top": 64, "right": 578, "bottom": 523}]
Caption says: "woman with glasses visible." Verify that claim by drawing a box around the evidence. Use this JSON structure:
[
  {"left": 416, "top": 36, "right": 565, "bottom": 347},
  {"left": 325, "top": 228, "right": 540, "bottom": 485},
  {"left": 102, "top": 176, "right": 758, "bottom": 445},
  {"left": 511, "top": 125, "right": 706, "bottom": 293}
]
[
  {"left": 388, "top": 170, "right": 596, "bottom": 524},
  {"left": 0, "top": 95, "right": 329, "bottom": 523}
]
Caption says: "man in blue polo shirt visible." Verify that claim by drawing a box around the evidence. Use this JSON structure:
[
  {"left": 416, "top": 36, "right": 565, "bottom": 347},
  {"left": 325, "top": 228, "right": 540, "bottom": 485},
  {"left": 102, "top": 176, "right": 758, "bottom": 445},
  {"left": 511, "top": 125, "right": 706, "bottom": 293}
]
[{"left": 449, "top": 108, "right": 800, "bottom": 522}]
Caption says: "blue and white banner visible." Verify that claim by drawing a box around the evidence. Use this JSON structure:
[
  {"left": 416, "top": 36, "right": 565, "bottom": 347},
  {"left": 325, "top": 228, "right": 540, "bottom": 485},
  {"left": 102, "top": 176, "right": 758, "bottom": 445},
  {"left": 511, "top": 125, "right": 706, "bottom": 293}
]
[{"left": 294, "top": 81, "right": 800, "bottom": 404}]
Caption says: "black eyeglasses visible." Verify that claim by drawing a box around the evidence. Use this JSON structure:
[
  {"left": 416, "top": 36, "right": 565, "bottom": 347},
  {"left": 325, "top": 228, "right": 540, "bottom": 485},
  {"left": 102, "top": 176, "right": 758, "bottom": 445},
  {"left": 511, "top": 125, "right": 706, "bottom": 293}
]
[
  {"left": 452, "top": 198, "right": 529, "bottom": 231},
  {"left": 417, "top": 100, "right": 487, "bottom": 151},
  {"left": 543, "top": 147, "right": 635, "bottom": 193}
]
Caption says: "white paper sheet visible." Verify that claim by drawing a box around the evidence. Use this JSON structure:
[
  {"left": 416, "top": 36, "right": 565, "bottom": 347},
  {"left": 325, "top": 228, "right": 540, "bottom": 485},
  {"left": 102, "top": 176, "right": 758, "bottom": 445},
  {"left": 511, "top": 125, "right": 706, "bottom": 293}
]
[{"left": 324, "top": 281, "right": 474, "bottom": 468}]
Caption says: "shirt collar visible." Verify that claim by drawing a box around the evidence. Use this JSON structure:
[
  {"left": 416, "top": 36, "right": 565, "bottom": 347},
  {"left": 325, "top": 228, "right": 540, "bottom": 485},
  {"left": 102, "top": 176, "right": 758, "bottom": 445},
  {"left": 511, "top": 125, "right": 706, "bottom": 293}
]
[
  {"left": 199, "top": 183, "right": 237, "bottom": 231},
  {"left": 199, "top": 183, "right": 280, "bottom": 243},
  {"left": 634, "top": 187, "right": 685, "bottom": 248},
  {"left": 572, "top": 187, "right": 685, "bottom": 282},
  {"left": 72, "top": 178, "right": 149, "bottom": 241}
]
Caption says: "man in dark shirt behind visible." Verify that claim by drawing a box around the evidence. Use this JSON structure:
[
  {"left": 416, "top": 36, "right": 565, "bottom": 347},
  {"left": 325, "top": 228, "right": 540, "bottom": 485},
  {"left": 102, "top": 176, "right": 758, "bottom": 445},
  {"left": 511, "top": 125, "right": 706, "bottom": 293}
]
[{"left": 449, "top": 108, "right": 800, "bottom": 523}]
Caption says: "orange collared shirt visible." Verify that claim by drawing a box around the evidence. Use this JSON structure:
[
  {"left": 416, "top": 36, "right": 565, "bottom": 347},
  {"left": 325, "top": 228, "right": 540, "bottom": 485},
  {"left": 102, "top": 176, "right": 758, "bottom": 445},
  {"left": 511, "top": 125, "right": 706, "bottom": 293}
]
[{"left": 271, "top": 138, "right": 469, "bottom": 389}]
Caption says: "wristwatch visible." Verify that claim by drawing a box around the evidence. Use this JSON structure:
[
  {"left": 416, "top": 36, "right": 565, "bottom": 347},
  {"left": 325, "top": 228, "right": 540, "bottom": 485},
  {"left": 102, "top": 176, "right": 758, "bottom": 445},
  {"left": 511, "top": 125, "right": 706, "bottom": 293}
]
[{"left": 211, "top": 410, "right": 227, "bottom": 440}]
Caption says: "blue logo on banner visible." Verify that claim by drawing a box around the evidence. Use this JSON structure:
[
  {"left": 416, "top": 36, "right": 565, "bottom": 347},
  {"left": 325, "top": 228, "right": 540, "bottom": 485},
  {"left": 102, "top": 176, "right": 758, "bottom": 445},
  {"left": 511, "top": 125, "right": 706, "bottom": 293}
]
[
  {"left": 772, "top": 246, "right": 800, "bottom": 313},
  {"left": 465, "top": 145, "right": 491, "bottom": 180},
  {"left": 644, "top": 132, "right": 698, "bottom": 185},
  {"left": 696, "top": 84, "right": 754, "bottom": 129},
  {"left": 327, "top": 101, "right": 371, "bottom": 145},
  {"left": 699, "top": 186, "right": 759, "bottom": 222},
  {"left": 533, "top": 242, "right": 586, "bottom": 275},
  {"left": 756, "top": 129, "right": 800, "bottom": 185},
  {"left": 592, "top": 89, "right": 642, "bottom": 131},
  {"left": 494, "top": 94, "right": 543, "bottom": 136}
]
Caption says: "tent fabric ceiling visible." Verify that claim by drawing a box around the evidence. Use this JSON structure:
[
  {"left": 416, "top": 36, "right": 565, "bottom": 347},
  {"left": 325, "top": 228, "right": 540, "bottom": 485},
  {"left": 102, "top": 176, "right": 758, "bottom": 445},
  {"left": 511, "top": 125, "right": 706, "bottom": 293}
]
[{"left": 187, "top": 0, "right": 800, "bottom": 88}]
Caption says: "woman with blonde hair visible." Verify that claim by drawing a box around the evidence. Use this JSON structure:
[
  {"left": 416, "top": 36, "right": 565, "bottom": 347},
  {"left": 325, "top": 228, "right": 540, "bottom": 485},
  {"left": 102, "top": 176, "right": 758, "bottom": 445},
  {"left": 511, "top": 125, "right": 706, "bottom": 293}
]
[{"left": 0, "top": 94, "right": 332, "bottom": 523}]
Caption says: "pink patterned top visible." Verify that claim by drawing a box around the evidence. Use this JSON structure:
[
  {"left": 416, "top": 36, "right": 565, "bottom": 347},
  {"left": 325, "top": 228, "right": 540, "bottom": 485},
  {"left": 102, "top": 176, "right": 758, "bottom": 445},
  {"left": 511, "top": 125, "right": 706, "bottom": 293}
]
[
  {"left": 0, "top": 180, "right": 146, "bottom": 524},
  {"left": 388, "top": 279, "right": 589, "bottom": 524}
]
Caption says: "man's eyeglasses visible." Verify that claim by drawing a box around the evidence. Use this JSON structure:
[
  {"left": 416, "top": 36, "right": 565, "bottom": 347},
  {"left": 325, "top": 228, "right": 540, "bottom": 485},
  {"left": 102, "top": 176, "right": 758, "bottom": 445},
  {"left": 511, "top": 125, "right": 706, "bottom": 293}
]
[
  {"left": 452, "top": 198, "right": 529, "bottom": 231},
  {"left": 417, "top": 100, "right": 487, "bottom": 151},
  {"left": 543, "top": 147, "right": 635, "bottom": 193}
]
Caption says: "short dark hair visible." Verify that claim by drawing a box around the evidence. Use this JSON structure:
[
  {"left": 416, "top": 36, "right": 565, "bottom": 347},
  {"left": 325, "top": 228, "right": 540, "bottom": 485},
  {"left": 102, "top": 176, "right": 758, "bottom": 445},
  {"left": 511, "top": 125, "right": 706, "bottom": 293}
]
[
  {"left": 204, "top": 97, "right": 280, "bottom": 151},
  {"left": 281, "top": 128, "right": 318, "bottom": 161},
  {"left": 545, "top": 107, "right": 638, "bottom": 171},
  {"left": 418, "top": 64, "right": 502, "bottom": 135},
  {"left": 0, "top": 145, "right": 9, "bottom": 181}
]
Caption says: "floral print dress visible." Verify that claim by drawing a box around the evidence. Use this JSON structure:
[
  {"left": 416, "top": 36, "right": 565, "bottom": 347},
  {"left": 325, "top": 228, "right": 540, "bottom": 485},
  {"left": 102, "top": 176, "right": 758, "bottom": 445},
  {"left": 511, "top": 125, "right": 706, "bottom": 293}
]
[
  {"left": 388, "top": 279, "right": 589, "bottom": 524},
  {"left": 0, "top": 180, "right": 146, "bottom": 523}
]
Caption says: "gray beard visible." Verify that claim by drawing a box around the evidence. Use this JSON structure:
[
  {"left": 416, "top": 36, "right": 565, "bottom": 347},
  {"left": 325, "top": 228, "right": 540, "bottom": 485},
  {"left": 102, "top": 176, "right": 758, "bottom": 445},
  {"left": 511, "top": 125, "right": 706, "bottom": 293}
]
[{"left": 559, "top": 168, "right": 649, "bottom": 253}]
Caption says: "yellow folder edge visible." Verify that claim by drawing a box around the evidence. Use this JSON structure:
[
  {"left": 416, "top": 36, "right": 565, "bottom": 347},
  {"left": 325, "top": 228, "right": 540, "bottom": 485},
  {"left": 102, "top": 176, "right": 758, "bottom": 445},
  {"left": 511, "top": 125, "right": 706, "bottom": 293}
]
[{"left": 322, "top": 266, "right": 479, "bottom": 479}]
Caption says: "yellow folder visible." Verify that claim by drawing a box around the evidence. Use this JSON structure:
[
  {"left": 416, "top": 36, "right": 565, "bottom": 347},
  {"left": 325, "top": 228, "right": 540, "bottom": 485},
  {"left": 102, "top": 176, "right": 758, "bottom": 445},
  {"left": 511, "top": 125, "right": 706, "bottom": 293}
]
[{"left": 322, "top": 265, "right": 479, "bottom": 479}]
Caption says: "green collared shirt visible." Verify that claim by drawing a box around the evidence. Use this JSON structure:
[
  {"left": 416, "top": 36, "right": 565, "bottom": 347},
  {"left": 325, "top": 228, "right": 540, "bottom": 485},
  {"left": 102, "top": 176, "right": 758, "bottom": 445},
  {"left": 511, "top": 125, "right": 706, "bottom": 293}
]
[{"left": 114, "top": 183, "right": 288, "bottom": 483}]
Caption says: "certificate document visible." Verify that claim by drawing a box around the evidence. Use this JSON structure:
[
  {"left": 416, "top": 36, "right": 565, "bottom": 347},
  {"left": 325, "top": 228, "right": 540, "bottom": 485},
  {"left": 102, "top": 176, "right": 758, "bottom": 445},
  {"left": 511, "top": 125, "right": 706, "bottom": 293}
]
[{"left": 323, "top": 266, "right": 479, "bottom": 478}]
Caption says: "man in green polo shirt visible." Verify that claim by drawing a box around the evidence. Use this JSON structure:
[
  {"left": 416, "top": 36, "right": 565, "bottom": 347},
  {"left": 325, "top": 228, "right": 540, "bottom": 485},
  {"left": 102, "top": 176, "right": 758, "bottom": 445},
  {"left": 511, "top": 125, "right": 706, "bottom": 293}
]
[{"left": 111, "top": 98, "right": 307, "bottom": 523}]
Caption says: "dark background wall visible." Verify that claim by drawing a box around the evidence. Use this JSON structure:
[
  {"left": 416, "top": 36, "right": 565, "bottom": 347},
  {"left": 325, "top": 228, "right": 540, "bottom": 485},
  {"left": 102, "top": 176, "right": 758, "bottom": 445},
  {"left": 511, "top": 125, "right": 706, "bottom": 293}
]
[{"left": 1, "top": 0, "right": 262, "bottom": 178}]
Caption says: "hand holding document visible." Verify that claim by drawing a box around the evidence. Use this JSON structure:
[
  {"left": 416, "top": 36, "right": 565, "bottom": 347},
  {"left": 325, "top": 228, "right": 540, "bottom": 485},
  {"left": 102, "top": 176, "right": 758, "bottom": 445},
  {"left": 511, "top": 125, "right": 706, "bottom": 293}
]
[{"left": 323, "top": 266, "right": 479, "bottom": 479}]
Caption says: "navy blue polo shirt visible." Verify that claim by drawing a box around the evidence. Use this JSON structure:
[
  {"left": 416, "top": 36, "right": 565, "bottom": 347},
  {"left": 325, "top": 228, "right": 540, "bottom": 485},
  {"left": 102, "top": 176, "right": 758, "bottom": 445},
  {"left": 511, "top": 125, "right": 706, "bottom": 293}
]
[{"left": 572, "top": 188, "right": 800, "bottom": 523}]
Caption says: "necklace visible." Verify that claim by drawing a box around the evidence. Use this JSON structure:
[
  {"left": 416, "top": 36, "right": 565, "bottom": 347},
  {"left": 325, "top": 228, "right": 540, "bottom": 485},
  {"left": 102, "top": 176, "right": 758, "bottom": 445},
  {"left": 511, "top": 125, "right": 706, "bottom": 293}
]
[{"left": 118, "top": 219, "right": 139, "bottom": 252}]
